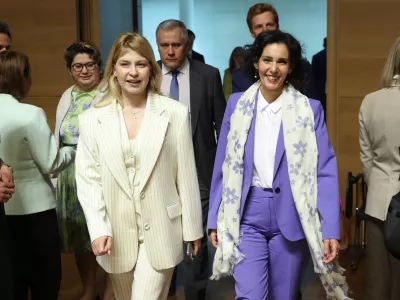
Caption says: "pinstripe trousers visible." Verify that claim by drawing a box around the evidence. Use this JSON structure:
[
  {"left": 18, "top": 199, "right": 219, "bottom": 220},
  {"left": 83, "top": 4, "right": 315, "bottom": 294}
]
[{"left": 109, "top": 244, "right": 175, "bottom": 300}]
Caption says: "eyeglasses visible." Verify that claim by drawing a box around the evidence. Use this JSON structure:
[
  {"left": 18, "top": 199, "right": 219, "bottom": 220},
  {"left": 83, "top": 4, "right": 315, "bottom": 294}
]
[{"left": 71, "top": 62, "right": 97, "bottom": 72}]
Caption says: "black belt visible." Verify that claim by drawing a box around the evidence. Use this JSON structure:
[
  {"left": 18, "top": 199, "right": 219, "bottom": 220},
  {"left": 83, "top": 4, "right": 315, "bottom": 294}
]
[{"left": 62, "top": 143, "right": 77, "bottom": 149}]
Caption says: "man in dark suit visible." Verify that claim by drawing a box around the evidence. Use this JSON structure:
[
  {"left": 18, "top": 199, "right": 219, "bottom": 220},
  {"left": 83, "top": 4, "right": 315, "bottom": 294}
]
[
  {"left": 156, "top": 19, "right": 226, "bottom": 300},
  {"left": 187, "top": 29, "right": 205, "bottom": 63},
  {"left": 232, "top": 3, "right": 279, "bottom": 93},
  {"left": 231, "top": 3, "right": 313, "bottom": 99},
  {"left": 0, "top": 158, "right": 15, "bottom": 300}
]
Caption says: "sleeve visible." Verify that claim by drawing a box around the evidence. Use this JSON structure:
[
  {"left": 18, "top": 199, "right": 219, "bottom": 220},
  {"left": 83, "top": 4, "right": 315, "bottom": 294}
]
[
  {"left": 314, "top": 101, "right": 341, "bottom": 240},
  {"left": 359, "top": 100, "right": 373, "bottom": 183},
  {"left": 26, "top": 108, "right": 75, "bottom": 175},
  {"left": 208, "top": 95, "right": 236, "bottom": 230},
  {"left": 222, "top": 70, "right": 232, "bottom": 102},
  {"left": 176, "top": 108, "right": 204, "bottom": 241},
  {"left": 75, "top": 114, "right": 113, "bottom": 243},
  {"left": 212, "top": 69, "right": 227, "bottom": 139}
]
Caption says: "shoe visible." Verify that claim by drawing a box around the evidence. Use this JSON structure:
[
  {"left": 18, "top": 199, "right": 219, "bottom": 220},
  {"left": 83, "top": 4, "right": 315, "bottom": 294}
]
[{"left": 168, "top": 267, "right": 178, "bottom": 296}]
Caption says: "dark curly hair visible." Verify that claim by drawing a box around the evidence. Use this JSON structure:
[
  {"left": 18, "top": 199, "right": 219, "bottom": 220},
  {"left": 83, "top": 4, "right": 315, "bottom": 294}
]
[
  {"left": 0, "top": 20, "right": 12, "bottom": 41},
  {"left": 244, "top": 30, "right": 305, "bottom": 91},
  {"left": 64, "top": 41, "right": 102, "bottom": 69}
]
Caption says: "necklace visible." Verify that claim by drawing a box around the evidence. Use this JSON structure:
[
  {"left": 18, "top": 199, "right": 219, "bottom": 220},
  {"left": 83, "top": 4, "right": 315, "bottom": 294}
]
[{"left": 127, "top": 108, "right": 145, "bottom": 120}]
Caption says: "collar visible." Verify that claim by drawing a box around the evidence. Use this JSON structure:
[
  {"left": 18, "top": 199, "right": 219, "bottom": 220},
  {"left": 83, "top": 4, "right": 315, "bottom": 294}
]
[
  {"left": 0, "top": 93, "right": 20, "bottom": 104},
  {"left": 162, "top": 58, "right": 190, "bottom": 76},
  {"left": 257, "top": 90, "right": 282, "bottom": 114}
]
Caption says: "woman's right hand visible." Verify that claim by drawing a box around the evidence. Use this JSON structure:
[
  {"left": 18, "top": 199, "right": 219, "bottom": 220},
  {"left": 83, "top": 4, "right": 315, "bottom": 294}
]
[
  {"left": 92, "top": 236, "right": 112, "bottom": 256},
  {"left": 210, "top": 229, "right": 218, "bottom": 248}
]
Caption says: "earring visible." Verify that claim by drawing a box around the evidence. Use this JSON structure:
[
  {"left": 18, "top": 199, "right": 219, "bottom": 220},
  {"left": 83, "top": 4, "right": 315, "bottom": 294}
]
[{"left": 254, "top": 68, "right": 258, "bottom": 79}]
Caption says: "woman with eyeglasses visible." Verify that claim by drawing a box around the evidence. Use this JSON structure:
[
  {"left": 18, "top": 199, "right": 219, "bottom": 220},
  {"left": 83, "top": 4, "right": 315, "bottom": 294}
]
[{"left": 54, "top": 41, "right": 114, "bottom": 300}]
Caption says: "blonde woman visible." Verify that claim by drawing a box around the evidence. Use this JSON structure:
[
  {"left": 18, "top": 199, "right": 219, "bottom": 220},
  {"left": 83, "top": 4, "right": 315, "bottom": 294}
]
[
  {"left": 359, "top": 36, "right": 400, "bottom": 300},
  {"left": 75, "top": 33, "right": 203, "bottom": 300}
]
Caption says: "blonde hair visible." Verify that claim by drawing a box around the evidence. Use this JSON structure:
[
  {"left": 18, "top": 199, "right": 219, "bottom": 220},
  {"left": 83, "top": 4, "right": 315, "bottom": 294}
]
[
  {"left": 97, "top": 32, "right": 161, "bottom": 107},
  {"left": 381, "top": 36, "right": 400, "bottom": 88}
]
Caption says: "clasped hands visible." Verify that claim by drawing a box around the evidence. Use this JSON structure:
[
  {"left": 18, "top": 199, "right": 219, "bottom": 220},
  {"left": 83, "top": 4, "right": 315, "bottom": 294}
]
[{"left": 0, "top": 165, "right": 15, "bottom": 203}]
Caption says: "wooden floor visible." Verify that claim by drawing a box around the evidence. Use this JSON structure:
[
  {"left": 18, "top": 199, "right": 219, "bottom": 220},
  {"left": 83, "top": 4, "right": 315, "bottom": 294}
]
[{"left": 59, "top": 245, "right": 365, "bottom": 300}]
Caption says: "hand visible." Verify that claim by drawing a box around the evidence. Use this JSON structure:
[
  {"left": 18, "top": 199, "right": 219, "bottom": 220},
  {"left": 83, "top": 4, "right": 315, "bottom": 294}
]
[
  {"left": 210, "top": 229, "right": 218, "bottom": 248},
  {"left": 0, "top": 164, "right": 13, "bottom": 184},
  {"left": 192, "top": 239, "right": 202, "bottom": 256},
  {"left": 323, "top": 239, "right": 340, "bottom": 264},
  {"left": 0, "top": 172, "right": 15, "bottom": 203},
  {"left": 92, "top": 236, "right": 112, "bottom": 256}
]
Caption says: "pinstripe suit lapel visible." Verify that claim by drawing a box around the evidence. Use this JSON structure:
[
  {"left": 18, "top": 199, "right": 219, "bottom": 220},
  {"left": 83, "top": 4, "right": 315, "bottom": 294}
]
[
  {"left": 96, "top": 100, "right": 132, "bottom": 199},
  {"left": 138, "top": 93, "right": 169, "bottom": 192}
]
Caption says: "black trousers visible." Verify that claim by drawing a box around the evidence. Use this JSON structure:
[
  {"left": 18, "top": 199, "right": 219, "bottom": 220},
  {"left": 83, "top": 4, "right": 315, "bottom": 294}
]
[
  {"left": 7, "top": 208, "right": 62, "bottom": 300},
  {"left": 181, "top": 232, "right": 209, "bottom": 300},
  {"left": 0, "top": 204, "right": 14, "bottom": 300},
  {"left": 182, "top": 175, "right": 210, "bottom": 300}
]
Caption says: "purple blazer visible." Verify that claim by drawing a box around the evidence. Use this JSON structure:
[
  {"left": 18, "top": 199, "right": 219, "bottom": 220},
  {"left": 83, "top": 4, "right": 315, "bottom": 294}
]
[{"left": 208, "top": 92, "right": 340, "bottom": 241}]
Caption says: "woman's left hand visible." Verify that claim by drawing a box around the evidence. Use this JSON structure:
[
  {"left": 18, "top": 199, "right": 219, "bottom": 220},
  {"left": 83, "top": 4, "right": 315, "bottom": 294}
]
[{"left": 323, "top": 239, "right": 340, "bottom": 264}]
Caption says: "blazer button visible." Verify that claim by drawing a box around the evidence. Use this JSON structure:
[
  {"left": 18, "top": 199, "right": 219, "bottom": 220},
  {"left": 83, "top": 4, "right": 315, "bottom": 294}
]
[
  {"left": 143, "top": 223, "right": 150, "bottom": 230},
  {"left": 274, "top": 187, "right": 281, "bottom": 194},
  {"left": 140, "top": 192, "right": 145, "bottom": 199}
]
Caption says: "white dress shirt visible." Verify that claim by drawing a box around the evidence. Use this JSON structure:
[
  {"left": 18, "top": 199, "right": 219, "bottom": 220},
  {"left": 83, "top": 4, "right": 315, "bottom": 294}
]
[
  {"left": 160, "top": 58, "right": 191, "bottom": 112},
  {"left": 251, "top": 90, "right": 282, "bottom": 188}
]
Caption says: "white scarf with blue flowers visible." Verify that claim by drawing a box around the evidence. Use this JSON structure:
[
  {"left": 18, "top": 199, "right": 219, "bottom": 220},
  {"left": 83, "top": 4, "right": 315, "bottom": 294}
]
[{"left": 210, "top": 82, "right": 352, "bottom": 299}]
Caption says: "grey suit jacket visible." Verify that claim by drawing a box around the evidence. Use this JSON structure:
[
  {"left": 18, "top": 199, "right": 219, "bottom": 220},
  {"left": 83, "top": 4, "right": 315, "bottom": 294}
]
[{"left": 359, "top": 86, "right": 400, "bottom": 220}]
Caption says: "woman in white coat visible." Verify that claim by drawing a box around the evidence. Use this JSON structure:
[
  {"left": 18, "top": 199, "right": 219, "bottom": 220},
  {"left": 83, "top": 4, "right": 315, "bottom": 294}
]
[
  {"left": 75, "top": 32, "right": 203, "bottom": 300},
  {"left": 0, "top": 50, "right": 75, "bottom": 300}
]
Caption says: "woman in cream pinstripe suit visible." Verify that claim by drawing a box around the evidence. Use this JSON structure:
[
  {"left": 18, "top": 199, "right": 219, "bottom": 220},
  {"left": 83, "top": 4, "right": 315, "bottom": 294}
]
[
  {"left": 75, "top": 32, "right": 203, "bottom": 300},
  {"left": 359, "top": 36, "right": 400, "bottom": 300}
]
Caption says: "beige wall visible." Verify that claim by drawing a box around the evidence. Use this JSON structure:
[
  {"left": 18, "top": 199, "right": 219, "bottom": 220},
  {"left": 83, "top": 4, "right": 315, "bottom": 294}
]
[
  {"left": 2, "top": 0, "right": 77, "bottom": 129},
  {"left": 328, "top": 0, "right": 400, "bottom": 241}
]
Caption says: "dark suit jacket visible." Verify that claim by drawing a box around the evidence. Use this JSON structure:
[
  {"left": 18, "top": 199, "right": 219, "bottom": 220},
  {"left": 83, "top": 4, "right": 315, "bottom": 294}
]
[
  {"left": 158, "top": 60, "right": 226, "bottom": 191},
  {"left": 191, "top": 50, "right": 205, "bottom": 63},
  {"left": 232, "top": 66, "right": 252, "bottom": 94},
  {"left": 310, "top": 48, "right": 327, "bottom": 112}
]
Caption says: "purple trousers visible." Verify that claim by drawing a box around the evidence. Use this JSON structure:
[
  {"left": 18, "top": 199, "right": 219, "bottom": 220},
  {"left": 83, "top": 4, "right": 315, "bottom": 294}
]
[{"left": 233, "top": 187, "right": 310, "bottom": 300}]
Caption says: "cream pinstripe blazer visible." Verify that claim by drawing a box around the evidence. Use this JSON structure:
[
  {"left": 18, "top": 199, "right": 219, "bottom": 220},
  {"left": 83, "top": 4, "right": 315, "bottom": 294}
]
[
  {"left": 75, "top": 92, "right": 203, "bottom": 273},
  {"left": 359, "top": 86, "right": 400, "bottom": 221}
]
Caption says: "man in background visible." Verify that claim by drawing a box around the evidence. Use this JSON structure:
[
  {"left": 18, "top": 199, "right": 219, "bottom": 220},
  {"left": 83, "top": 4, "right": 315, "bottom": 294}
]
[
  {"left": 232, "top": 3, "right": 279, "bottom": 93},
  {"left": 231, "top": 3, "right": 312, "bottom": 98},
  {"left": 187, "top": 29, "right": 205, "bottom": 63},
  {"left": 310, "top": 37, "right": 327, "bottom": 117},
  {"left": 156, "top": 19, "right": 226, "bottom": 300},
  {"left": 0, "top": 20, "right": 12, "bottom": 53}
]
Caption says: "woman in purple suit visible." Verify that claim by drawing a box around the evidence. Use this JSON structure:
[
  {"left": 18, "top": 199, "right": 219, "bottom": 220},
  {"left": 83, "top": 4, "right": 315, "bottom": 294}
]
[{"left": 208, "top": 31, "right": 351, "bottom": 300}]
